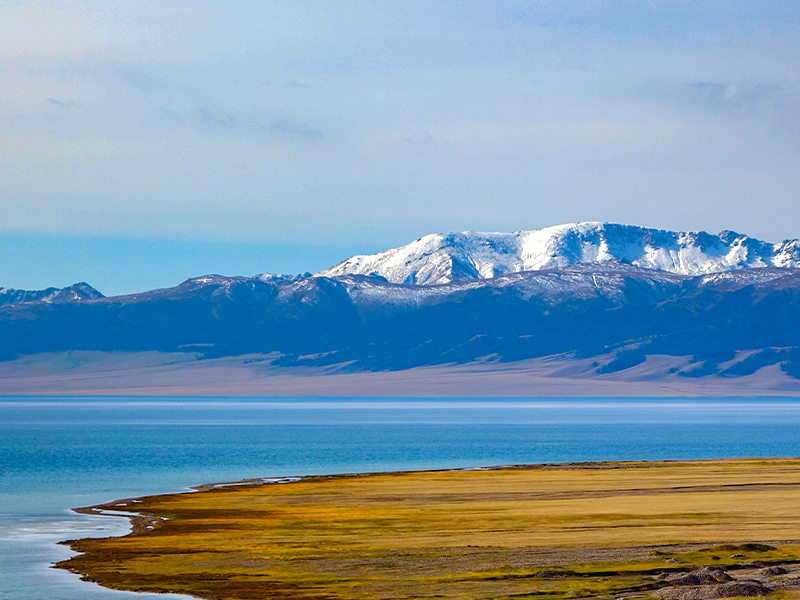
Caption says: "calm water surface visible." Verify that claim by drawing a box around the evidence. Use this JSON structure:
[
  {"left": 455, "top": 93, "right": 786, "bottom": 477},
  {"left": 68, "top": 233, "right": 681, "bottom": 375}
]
[{"left": 2, "top": 396, "right": 800, "bottom": 600}]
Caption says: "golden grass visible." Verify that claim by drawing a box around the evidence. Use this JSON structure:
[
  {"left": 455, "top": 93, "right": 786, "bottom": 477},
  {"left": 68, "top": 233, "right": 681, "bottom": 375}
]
[{"left": 58, "top": 459, "right": 800, "bottom": 600}]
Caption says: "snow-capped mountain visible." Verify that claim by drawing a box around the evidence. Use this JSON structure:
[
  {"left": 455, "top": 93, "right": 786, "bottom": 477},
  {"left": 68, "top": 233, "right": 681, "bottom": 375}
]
[
  {"left": 317, "top": 222, "right": 800, "bottom": 285},
  {"left": 0, "top": 282, "right": 103, "bottom": 308}
]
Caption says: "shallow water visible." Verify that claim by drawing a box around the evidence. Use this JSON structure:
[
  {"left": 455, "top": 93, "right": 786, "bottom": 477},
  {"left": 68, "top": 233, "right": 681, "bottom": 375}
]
[{"left": 2, "top": 396, "right": 800, "bottom": 600}]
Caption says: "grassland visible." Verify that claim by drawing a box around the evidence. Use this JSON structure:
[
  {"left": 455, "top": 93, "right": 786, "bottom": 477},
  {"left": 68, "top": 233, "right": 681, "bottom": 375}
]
[{"left": 58, "top": 459, "right": 800, "bottom": 600}]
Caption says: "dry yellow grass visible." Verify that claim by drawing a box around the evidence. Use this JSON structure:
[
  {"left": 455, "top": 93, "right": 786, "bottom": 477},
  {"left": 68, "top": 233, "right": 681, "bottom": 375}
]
[{"left": 59, "top": 459, "right": 800, "bottom": 600}]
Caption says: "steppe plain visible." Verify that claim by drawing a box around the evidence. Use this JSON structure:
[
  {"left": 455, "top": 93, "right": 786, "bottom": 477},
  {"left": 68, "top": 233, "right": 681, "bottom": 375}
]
[{"left": 60, "top": 459, "right": 800, "bottom": 600}]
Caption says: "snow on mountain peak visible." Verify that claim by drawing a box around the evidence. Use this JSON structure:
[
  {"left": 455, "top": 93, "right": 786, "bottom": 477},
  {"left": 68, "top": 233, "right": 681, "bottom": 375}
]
[{"left": 316, "top": 222, "right": 800, "bottom": 285}]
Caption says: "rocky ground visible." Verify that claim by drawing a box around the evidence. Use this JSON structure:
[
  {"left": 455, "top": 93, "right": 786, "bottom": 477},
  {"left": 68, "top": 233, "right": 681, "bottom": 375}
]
[{"left": 654, "top": 561, "right": 800, "bottom": 599}]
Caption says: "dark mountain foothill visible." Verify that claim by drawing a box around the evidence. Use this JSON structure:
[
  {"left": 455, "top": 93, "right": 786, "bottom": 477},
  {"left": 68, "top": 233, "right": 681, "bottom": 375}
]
[{"left": 1, "top": 263, "right": 799, "bottom": 378}]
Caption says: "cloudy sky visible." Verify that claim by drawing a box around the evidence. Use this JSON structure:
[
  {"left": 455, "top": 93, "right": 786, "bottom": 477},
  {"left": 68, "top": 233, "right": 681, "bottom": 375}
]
[{"left": 2, "top": 1, "right": 799, "bottom": 294}]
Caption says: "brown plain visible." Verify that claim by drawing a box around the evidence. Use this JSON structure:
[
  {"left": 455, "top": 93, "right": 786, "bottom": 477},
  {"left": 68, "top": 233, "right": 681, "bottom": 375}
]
[{"left": 59, "top": 459, "right": 800, "bottom": 600}]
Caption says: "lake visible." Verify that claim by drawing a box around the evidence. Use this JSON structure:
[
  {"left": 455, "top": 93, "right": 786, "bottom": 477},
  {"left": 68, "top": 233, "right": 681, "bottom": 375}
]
[{"left": 2, "top": 396, "right": 800, "bottom": 600}]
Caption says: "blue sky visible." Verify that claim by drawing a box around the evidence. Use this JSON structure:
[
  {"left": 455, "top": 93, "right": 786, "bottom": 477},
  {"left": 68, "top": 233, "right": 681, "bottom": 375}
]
[{"left": 2, "top": 1, "right": 800, "bottom": 295}]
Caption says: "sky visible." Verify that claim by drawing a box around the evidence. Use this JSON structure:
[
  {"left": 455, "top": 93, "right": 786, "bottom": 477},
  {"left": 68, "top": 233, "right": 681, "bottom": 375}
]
[{"left": 2, "top": 1, "right": 800, "bottom": 295}]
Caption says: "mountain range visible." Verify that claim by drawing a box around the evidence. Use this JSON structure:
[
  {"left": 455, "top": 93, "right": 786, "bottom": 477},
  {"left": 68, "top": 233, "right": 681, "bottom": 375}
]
[{"left": 2, "top": 222, "right": 800, "bottom": 381}]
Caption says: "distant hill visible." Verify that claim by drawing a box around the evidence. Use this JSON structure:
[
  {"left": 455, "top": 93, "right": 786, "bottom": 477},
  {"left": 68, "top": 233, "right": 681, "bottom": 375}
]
[{"left": 0, "top": 282, "right": 102, "bottom": 308}]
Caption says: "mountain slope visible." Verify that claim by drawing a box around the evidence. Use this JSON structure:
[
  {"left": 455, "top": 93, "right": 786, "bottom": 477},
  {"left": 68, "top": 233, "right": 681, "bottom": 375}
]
[{"left": 317, "top": 222, "right": 800, "bottom": 285}]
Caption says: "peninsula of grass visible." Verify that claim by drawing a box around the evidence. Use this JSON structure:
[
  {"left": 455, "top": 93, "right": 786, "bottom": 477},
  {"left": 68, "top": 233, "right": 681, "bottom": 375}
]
[{"left": 58, "top": 459, "right": 800, "bottom": 600}]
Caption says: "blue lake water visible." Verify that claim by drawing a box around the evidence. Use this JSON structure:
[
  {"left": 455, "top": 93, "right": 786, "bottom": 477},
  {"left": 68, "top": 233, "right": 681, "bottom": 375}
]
[{"left": 2, "top": 396, "right": 800, "bottom": 600}]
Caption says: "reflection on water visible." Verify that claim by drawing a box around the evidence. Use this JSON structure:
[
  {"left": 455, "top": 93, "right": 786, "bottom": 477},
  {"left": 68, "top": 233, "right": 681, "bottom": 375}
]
[
  {"left": 1, "top": 396, "right": 799, "bottom": 600},
  {"left": 1, "top": 516, "right": 125, "bottom": 541}
]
